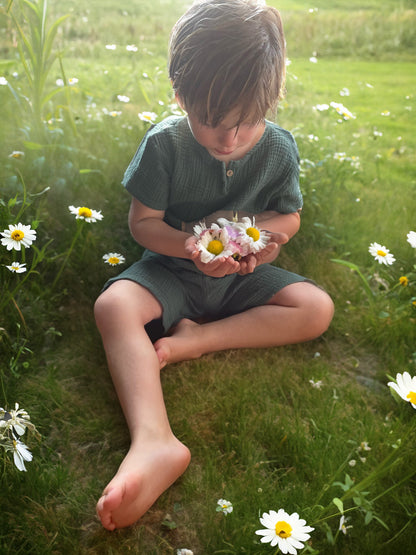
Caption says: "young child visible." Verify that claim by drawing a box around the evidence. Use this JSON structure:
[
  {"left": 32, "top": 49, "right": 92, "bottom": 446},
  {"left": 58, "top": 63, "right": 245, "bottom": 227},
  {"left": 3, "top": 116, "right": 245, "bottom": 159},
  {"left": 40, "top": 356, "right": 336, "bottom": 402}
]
[{"left": 94, "top": 0, "right": 334, "bottom": 531}]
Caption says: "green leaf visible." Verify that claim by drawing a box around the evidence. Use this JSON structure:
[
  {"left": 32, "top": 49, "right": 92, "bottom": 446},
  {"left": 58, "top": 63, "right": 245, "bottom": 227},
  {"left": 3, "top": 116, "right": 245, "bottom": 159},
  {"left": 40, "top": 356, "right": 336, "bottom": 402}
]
[
  {"left": 79, "top": 169, "right": 102, "bottom": 175},
  {"left": 43, "top": 14, "right": 70, "bottom": 62},
  {"left": 322, "top": 522, "right": 335, "bottom": 546},
  {"left": 8, "top": 196, "right": 18, "bottom": 208},
  {"left": 378, "top": 311, "right": 390, "bottom": 319},
  {"left": 332, "top": 497, "right": 344, "bottom": 514},
  {"left": 22, "top": 141, "right": 44, "bottom": 150},
  {"left": 364, "top": 511, "right": 373, "bottom": 525},
  {"left": 161, "top": 518, "right": 177, "bottom": 530}
]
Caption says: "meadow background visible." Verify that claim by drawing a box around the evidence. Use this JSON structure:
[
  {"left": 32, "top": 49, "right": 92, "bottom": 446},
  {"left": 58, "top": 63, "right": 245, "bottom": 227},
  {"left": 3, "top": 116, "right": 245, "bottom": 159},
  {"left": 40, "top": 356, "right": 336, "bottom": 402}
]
[{"left": 1, "top": 0, "right": 415, "bottom": 553}]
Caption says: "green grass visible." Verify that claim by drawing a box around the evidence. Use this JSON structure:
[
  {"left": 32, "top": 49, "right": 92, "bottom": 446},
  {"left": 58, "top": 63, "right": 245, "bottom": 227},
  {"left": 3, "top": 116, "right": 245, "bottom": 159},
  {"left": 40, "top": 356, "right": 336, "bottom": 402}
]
[{"left": 1, "top": 0, "right": 416, "bottom": 554}]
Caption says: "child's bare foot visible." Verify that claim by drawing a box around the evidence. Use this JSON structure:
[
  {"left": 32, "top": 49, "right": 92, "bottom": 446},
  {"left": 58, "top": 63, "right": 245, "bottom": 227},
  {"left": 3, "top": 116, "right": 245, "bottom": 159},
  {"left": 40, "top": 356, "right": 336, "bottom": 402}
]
[
  {"left": 96, "top": 434, "right": 191, "bottom": 530},
  {"left": 155, "top": 318, "right": 203, "bottom": 367}
]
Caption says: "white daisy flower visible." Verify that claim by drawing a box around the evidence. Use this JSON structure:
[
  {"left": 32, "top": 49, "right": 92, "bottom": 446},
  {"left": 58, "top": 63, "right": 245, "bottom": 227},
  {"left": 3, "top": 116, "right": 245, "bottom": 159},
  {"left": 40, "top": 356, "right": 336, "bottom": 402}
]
[
  {"left": 0, "top": 76, "right": 8, "bottom": 85},
  {"left": 334, "top": 152, "right": 347, "bottom": 162},
  {"left": 6, "top": 262, "right": 27, "bottom": 273},
  {"left": 368, "top": 242, "right": 395, "bottom": 266},
  {"left": 309, "top": 379, "right": 323, "bottom": 389},
  {"left": 193, "top": 221, "right": 208, "bottom": 237},
  {"left": 388, "top": 371, "right": 416, "bottom": 409},
  {"left": 8, "top": 150, "right": 25, "bottom": 159},
  {"left": 196, "top": 225, "right": 235, "bottom": 263},
  {"left": 105, "top": 44, "right": 117, "bottom": 50},
  {"left": 138, "top": 111, "right": 157, "bottom": 123},
  {"left": 1, "top": 223, "right": 37, "bottom": 251},
  {"left": 407, "top": 231, "right": 416, "bottom": 248},
  {"left": 126, "top": 44, "right": 138, "bottom": 52},
  {"left": 255, "top": 509, "right": 314, "bottom": 553},
  {"left": 3, "top": 403, "right": 33, "bottom": 436},
  {"left": 103, "top": 253, "right": 125, "bottom": 266},
  {"left": 69, "top": 205, "right": 103, "bottom": 223},
  {"left": 216, "top": 498, "right": 233, "bottom": 514},
  {"left": 12, "top": 439, "right": 33, "bottom": 471},
  {"left": 330, "top": 101, "right": 355, "bottom": 120},
  {"left": 117, "top": 94, "right": 130, "bottom": 103},
  {"left": 339, "top": 515, "right": 353, "bottom": 535},
  {"left": 313, "top": 103, "right": 329, "bottom": 111},
  {"left": 233, "top": 217, "right": 270, "bottom": 254},
  {"left": 177, "top": 550, "right": 193, "bottom": 555}
]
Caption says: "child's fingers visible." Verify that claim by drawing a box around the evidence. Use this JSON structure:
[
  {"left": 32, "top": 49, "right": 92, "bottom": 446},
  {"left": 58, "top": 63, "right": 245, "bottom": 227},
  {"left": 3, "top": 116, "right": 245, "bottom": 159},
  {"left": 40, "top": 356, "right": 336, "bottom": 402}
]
[
  {"left": 269, "top": 232, "right": 289, "bottom": 245},
  {"left": 205, "top": 256, "right": 240, "bottom": 276}
]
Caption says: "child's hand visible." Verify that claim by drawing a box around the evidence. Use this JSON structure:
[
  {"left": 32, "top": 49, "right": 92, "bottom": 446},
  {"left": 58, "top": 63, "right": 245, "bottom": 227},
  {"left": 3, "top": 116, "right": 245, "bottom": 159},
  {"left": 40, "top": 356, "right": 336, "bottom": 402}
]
[
  {"left": 185, "top": 236, "right": 241, "bottom": 277},
  {"left": 238, "top": 232, "right": 289, "bottom": 275}
]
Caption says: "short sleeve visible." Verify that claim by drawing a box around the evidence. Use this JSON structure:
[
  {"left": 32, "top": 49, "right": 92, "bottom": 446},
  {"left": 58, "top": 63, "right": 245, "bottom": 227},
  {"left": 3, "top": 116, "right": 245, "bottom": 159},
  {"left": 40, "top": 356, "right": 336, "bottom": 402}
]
[
  {"left": 122, "top": 126, "right": 173, "bottom": 210},
  {"left": 263, "top": 127, "right": 302, "bottom": 214}
]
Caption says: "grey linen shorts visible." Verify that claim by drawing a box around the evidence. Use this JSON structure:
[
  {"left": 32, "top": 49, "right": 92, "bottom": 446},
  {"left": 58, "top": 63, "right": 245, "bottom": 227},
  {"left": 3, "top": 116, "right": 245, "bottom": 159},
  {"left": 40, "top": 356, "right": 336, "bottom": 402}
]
[{"left": 103, "top": 250, "right": 307, "bottom": 333}]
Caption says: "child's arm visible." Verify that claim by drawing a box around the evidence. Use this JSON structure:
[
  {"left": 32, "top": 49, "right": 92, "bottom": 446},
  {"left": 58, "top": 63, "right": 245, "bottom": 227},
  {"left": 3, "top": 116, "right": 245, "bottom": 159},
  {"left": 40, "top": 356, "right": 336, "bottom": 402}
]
[
  {"left": 128, "top": 198, "right": 192, "bottom": 258},
  {"left": 256, "top": 210, "right": 301, "bottom": 239},
  {"left": 129, "top": 198, "right": 245, "bottom": 277}
]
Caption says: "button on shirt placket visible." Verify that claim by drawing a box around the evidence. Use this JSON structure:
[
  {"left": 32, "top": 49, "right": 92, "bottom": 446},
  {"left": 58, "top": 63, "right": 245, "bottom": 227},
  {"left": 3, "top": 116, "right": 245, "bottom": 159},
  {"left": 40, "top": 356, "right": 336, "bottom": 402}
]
[{"left": 222, "top": 164, "right": 235, "bottom": 192}]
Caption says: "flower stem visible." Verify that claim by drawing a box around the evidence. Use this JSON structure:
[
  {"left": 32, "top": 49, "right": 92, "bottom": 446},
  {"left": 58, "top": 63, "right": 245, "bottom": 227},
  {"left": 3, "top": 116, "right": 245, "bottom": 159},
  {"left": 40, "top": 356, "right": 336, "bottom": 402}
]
[
  {"left": 331, "top": 259, "right": 375, "bottom": 306},
  {"left": 0, "top": 266, "right": 36, "bottom": 313},
  {"left": 50, "top": 220, "right": 84, "bottom": 291}
]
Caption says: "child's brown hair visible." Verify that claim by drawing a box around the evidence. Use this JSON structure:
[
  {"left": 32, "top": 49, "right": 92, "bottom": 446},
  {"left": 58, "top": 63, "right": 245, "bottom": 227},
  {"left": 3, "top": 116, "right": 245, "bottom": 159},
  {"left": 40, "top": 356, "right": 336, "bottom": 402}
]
[{"left": 169, "top": 0, "right": 286, "bottom": 127}]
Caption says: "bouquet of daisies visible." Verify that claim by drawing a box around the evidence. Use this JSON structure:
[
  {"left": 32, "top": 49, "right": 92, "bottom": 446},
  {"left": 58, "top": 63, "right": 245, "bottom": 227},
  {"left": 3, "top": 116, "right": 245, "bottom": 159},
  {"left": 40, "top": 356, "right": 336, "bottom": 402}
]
[{"left": 193, "top": 216, "right": 270, "bottom": 263}]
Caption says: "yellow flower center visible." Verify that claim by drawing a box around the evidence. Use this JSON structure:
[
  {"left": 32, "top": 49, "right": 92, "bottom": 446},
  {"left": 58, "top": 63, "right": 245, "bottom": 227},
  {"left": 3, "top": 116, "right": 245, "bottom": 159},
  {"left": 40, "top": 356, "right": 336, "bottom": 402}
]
[
  {"left": 376, "top": 249, "right": 386, "bottom": 257},
  {"left": 108, "top": 257, "right": 119, "bottom": 265},
  {"left": 275, "top": 521, "right": 292, "bottom": 538},
  {"left": 11, "top": 230, "right": 24, "bottom": 241},
  {"left": 78, "top": 207, "right": 92, "bottom": 218},
  {"left": 399, "top": 276, "right": 409, "bottom": 287},
  {"left": 207, "top": 239, "right": 224, "bottom": 255},
  {"left": 407, "top": 391, "right": 416, "bottom": 404},
  {"left": 246, "top": 227, "right": 260, "bottom": 241}
]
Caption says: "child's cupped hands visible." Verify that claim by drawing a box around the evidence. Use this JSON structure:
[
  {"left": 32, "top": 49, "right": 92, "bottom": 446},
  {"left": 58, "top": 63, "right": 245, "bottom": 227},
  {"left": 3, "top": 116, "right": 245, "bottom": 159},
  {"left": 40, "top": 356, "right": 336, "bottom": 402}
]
[
  {"left": 185, "top": 235, "right": 241, "bottom": 277},
  {"left": 185, "top": 231, "right": 289, "bottom": 277}
]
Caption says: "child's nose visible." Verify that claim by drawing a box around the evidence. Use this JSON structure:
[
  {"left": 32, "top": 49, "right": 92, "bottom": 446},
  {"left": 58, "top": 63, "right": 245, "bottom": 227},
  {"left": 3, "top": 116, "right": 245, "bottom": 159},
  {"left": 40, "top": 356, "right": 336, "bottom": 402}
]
[{"left": 218, "top": 129, "right": 237, "bottom": 147}]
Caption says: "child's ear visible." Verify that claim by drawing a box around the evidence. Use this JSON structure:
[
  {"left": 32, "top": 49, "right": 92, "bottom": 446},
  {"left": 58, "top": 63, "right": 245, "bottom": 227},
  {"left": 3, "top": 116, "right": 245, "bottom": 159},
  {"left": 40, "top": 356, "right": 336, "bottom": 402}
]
[{"left": 175, "top": 93, "right": 185, "bottom": 111}]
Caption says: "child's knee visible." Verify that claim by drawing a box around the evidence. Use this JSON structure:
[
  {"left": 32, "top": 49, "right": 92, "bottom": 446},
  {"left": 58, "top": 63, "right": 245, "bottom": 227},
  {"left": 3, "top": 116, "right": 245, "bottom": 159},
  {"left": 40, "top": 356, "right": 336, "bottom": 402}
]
[
  {"left": 94, "top": 289, "right": 114, "bottom": 329},
  {"left": 94, "top": 284, "right": 127, "bottom": 328},
  {"left": 311, "top": 289, "right": 334, "bottom": 336}
]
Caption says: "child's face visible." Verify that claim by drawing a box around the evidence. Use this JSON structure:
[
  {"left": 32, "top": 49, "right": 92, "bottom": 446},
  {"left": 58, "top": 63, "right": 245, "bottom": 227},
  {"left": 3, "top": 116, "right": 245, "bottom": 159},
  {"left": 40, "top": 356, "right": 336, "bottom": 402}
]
[{"left": 186, "top": 107, "right": 265, "bottom": 163}]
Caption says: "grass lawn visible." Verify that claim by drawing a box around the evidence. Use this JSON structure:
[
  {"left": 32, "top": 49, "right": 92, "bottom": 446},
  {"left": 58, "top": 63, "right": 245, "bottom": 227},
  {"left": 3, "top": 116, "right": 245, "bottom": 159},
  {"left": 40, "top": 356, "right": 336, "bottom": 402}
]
[{"left": 1, "top": 1, "right": 415, "bottom": 554}]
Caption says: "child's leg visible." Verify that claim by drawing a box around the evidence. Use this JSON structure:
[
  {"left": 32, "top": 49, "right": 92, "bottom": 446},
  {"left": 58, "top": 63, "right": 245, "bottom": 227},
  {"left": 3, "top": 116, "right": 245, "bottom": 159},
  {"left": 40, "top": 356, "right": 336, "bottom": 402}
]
[
  {"left": 94, "top": 280, "right": 191, "bottom": 530},
  {"left": 155, "top": 281, "right": 334, "bottom": 365}
]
